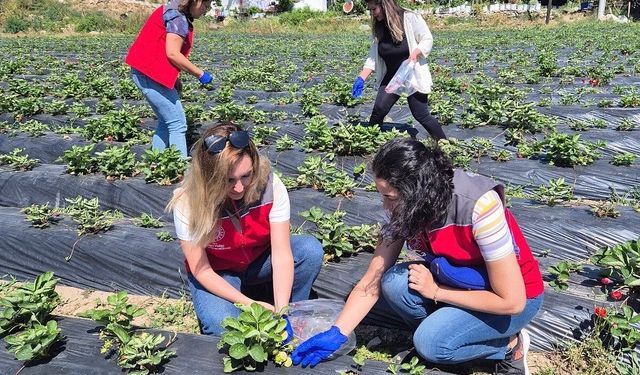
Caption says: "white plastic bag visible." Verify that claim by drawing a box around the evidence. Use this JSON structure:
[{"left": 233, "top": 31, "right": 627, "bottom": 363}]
[
  {"left": 385, "top": 60, "right": 418, "bottom": 96},
  {"left": 288, "top": 298, "right": 356, "bottom": 359}
]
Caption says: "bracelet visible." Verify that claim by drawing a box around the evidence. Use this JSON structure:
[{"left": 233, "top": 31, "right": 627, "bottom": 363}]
[{"left": 433, "top": 285, "right": 440, "bottom": 304}]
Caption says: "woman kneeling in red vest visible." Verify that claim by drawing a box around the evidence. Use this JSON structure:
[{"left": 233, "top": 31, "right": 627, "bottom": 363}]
[
  {"left": 166, "top": 123, "right": 324, "bottom": 337},
  {"left": 292, "top": 138, "right": 544, "bottom": 375}
]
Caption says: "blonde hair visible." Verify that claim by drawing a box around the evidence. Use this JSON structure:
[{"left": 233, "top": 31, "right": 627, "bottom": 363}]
[
  {"left": 166, "top": 123, "right": 271, "bottom": 248},
  {"left": 368, "top": 0, "right": 404, "bottom": 44}
]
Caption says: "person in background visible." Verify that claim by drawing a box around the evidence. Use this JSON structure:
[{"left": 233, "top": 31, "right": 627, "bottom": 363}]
[
  {"left": 352, "top": 0, "right": 445, "bottom": 141},
  {"left": 125, "top": 0, "right": 214, "bottom": 157},
  {"left": 291, "top": 138, "right": 543, "bottom": 375},
  {"left": 166, "top": 123, "right": 324, "bottom": 336}
]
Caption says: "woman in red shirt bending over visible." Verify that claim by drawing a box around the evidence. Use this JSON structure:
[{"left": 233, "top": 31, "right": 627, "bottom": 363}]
[{"left": 125, "top": 0, "right": 214, "bottom": 157}]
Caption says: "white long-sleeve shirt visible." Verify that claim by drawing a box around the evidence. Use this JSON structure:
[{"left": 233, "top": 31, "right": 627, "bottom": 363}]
[{"left": 363, "top": 10, "right": 434, "bottom": 94}]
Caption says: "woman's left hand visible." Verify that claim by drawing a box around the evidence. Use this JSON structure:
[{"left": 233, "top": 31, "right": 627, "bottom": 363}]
[
  {"left": 408, "top": 263, "right": 438, "bottom": 298},
  {"left": 409, "top": 48, "right": 422, "bottom": 62}
]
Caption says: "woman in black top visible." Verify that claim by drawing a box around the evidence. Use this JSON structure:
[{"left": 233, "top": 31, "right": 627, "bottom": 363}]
[{"left": 352, "top": 0, "right": 445, "bottom": 140}]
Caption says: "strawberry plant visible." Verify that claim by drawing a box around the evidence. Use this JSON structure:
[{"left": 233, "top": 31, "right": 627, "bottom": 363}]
[
  {"left": 0, "top": 271, "right": 60, "bottom": 335},
  {"left": 491, "top": 149, "right": 512, "bottom": 162},
  {"left": 140, "top": 146, "right": 188, "bottom": 185},
  {"left": 114, "top": 331, "right": 176, "bottom": 375},
  {"left": 22, "top": 203, "right": 61, "bottom": 228},
  {"left": 531, "top": 178, "right": 573, "bottom": 206},
  {"left": 542, "top": 133, "right": 604, "bottom": 167},
  {"left": 96, "top": 97, "right": 115, "bottom": 114},
  {"left": 300, "top": 207, "right": 377, "bottom": 260},
  {"left": 590, "top": 201, "right": 620, "bottom": 218},
  {"left": 300, "top": 86, "right": 323, "bottom": 117},
  {"left": 296, "top": 156, "right": 355, "bottom": 197},
  {"left": 59, "top": 144, "right": 97, "bottom": 175},
  {"left": 387, "top": 356, "right": 426, "bottom": 375},
  {"left": 133, "top": 213, "right": 163, "bottom": 228},
  {"left": 64, "top": 196, "right": 123, "bottom": 236},
  {"left": 251, "top": 125, "right": 279, "bottom": 146},
  {"left": 591, "top": 237, "right": 640, "bottom": 290},
  {"left": 548, "top": 261, "right": 582, "bottom": 291},
  {"left": 620, "top": 90, "right": 640, "bottom": 108},
  {"left": 616, "top": 118, "right": 637, "bottom": 131},
  {"left": 79, "top": 290, "right": 146, "bottom": 353},
  {"left": 156, "top": 231, "right": 174, "bottom": 242},
  {"left": 82, "top": 109, "right": 141, "bottom": 142},
  {"left": 95, "top": 145, "right": 137, "bottom": 180},
  {"left": 217, "top": 302, "right": 291, "bottom": 373},
  {"left": 610, "top": 152, "right": 636, "bottom": 166},
  {"left": 275, "top": 134, "right": 295, "bottom": 151},
  {"left": 15, "top": 119, "right": 49, "bottom": 137},
  {"left": 0, "top": 148, "right": 39, "bottom": 171},
  {"left": 5, "top": 320, "right": 62, "bottom": 362}
]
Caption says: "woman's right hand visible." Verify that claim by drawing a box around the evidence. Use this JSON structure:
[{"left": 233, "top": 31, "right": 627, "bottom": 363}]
[{"left": 352, "top": 76, "right": 365, "bottom": 98}]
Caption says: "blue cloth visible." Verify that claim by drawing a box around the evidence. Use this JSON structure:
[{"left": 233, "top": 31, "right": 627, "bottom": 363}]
[
  {"left": 291, "top": 326, "right": 348, "bottom": 368},
  {"left": 187, "top": 234, "right": 324, "bottom": 336},
  {"left": 130, "top": 68, "right": 188, "bottom": 157},
  {"left": 380, "top": 262, "right": 543, "bottom": 364},
  {"left": 163, "top": 0, "right": 190, "bottom": 38}
]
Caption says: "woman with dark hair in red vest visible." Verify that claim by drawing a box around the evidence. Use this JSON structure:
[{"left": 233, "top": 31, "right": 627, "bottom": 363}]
[
  {"left": 125, "top": 0, "right": 213, "bottom": 157},
  {"left": 292, "top": 138, "right": 544, "bottom": 375}
]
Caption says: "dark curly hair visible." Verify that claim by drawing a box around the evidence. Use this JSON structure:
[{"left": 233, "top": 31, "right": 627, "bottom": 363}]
[{"left": 372, "top": 138, "right": 454, "bottom": 241}]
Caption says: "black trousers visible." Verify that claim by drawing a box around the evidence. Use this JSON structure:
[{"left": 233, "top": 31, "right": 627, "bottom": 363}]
[{"left": 368, "top": 85, "right": 446, "bottom": 141}]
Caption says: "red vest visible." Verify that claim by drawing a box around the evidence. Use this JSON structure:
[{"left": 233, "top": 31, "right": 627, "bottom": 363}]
[
  {"left": 185, "top": 174, "right": 275, "bottom": 273},
  {"left": 124, "top": 6, "right": 194, "bottom": 89},
  {"left": 407, "top": 170, "right": 544, "bottom": 298}
]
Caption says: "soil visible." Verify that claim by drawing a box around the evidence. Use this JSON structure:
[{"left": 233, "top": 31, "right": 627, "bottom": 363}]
[{"left": 68, "top": 0, "right": 157, "bottom": 17}]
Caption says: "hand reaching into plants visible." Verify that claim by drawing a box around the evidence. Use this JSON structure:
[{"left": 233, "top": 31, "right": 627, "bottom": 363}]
[
  {"left": 291, "top": 326, "right": 347, "bottom": 368},
  {"left": 352, "top": 76, "right": 365, "bottom": 98},
  {"left": 199, "top": 71, "right": 213, "bottom": 85}
]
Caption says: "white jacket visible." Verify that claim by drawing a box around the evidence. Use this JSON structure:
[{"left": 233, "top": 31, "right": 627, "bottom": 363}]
[{"left": 363, "top": 10, "right": 433, "bottom": 94}]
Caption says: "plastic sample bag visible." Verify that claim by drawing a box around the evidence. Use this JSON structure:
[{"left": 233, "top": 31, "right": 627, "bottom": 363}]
[
  {"left": 385, "top": 60, "right": 418, "bottom": 96},
  {"left": 288, "top": 298, "right": 356, "bottom": 359}
]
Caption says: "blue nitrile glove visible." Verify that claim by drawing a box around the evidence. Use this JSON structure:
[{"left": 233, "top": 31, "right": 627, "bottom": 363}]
[
  {"left": 352, "top": 76, "right": 365, "bottom": 98},
  {"left": 291, "top": 326, "right": 348, "bottom": 368},
  {"left": 283, "top": 315, "right": 294, "bottom": 344},
  {"left": 199, "top": 71, "right": 213, "bottom": 85}
]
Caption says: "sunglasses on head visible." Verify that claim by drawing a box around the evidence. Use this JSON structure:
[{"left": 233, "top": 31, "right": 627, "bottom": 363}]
[{"left": 203, "top": 131, "right": 251, "bottom": 155}]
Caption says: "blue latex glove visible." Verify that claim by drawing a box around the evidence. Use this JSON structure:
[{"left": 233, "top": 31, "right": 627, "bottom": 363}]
[
  {"left": 291, "top": 326, "right": 347, "bottom": 368},
  {"left": 352, "top": 76, "right": 365, "bottom": 98},
  {"left": 199, "top": 71, "right": 213, "bottom": 85},
  {"left": 283, "top": 315, "right": 294, "bottom": 345}
]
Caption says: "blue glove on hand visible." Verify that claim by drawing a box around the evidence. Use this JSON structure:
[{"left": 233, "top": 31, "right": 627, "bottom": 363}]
[
  {"left": 352, "top": 76, "right": 365, "bottom": 98},
  {"left": 291, "top": 326, "right": 347, "bottom": 368},
  {"left": 283, "top": 315, "right": 294, "bottom": 345},
  {"left": 199, "top": 71, "right": 213, "bottom": 85}
]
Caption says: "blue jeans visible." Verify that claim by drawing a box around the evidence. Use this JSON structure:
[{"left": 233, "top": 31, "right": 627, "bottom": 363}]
[
  {"left": 381, "top": 262, "right": 543, "bottom": 364},
  {"left": 187, "top": 234, "right": 324, "bottom": 335},
  {"left": 130, "top": 68, "right": 188, "bottom": 157}
]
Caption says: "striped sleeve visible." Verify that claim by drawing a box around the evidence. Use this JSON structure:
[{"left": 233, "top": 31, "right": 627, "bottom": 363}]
[{"left": 472, "top": 189, "right": 514, "bottom": 262}]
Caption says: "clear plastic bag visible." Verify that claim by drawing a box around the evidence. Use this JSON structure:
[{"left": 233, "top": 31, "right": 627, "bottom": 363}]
[
  {"left": 288, "top": 298, "right": 356, "bottom": 359},
  {"left": 385, "top": 60, "right": 418, "bottom": 96}
]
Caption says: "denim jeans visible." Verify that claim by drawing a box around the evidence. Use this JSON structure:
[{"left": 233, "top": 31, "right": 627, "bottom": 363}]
[
  {"left": 381, "top": 262, "right": 543, "bottom": 364},
  {"left": 130, "top": 69, "right": 188, "bottom": 157},
  {"left": 187, "top": 234, "right": 324, "bottom": 335}
]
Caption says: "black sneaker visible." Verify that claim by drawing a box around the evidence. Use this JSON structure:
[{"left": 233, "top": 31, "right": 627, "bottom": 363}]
[{"left": 495, "top": 329, "right": 530, "bottom": 375}]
